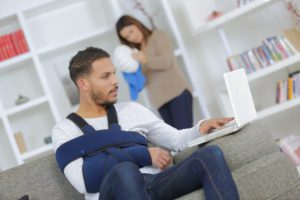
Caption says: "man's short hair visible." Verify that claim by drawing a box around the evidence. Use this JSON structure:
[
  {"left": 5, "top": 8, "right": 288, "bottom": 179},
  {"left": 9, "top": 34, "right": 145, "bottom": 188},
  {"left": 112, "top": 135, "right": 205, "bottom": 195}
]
[{"left": 69, "top": 47, "right": 110, "bottom": 85}]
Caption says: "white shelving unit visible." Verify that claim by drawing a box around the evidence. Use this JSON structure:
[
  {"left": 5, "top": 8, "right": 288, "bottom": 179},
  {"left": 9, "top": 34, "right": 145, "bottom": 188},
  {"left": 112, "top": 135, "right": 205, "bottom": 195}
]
[
  {"left": 182, "top": 0, "right": 300, "bottom": 140},
  {"left": 247, "top": 53, "right": 300, "bottom": 82},
  {"left": 0, "top": 0, "right": 121, "bottom": 171},
  {"left": 258, "top": 97, "right": 300, "bottom": 119},
  {"left": 161, "top": 0, "right": 211, "bottom": 118},
  {"left": 185, "top": 0, "right": 280, "bottom": 35}
]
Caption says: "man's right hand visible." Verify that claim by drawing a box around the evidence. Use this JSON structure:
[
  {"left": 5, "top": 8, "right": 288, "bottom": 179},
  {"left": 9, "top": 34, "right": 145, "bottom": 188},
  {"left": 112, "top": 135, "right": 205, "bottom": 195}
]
[{"left": 148, "top": 147, "right": 171, "bottom": 170}]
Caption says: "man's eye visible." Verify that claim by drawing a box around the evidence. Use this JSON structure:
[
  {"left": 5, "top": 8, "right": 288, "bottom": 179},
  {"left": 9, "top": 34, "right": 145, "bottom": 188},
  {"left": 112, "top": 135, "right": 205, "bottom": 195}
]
[{"left": 102, "top": 74, "right": 109, "bottom": 79}]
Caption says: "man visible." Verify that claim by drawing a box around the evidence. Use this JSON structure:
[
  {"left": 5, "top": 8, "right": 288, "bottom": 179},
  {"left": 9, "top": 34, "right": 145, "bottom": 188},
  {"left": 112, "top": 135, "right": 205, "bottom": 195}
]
[{"left": 52, "top": 47, "right": 239, "bottom": 200}]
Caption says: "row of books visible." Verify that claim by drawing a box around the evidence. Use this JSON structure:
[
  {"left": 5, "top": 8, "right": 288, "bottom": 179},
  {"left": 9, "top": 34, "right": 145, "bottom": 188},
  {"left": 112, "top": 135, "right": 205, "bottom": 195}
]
[
  {"left": 237, "top": 0, "right": 256, "bottom": 7},
  {"left": 276, "top": 71, "right": 300, "bottom": 104},
  {"left": 0, "top": 29, "right": 29, "bottom": 62},
  {"left": 227, "top": 35, "right": 298, "bottom": 74}
]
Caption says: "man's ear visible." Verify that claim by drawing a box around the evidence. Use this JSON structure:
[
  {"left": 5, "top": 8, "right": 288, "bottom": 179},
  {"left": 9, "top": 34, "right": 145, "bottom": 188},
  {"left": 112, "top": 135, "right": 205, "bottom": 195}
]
[{"left": 76, "top": 78, "right": 89, "bottom": 91}]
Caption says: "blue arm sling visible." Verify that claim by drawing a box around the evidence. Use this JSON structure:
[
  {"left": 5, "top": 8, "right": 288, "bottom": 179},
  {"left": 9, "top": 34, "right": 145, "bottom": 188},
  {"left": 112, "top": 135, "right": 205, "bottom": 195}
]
[{"left": 55, "top": 104, "right": 152, "bottom": 193}]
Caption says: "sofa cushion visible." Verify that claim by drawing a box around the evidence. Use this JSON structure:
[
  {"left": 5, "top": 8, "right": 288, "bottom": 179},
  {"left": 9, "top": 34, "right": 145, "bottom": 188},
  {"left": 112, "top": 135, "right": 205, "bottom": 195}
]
[
  {"left": 174, "top": 122, "right": 278, "bottom": 170},
  {"left": 176, "top": 152, "right": 300, "bottom": 200},
  {"left": 234, "top": 152, "right": 299, "bottom": 200},
  {"left": 0, "top": 154, "right": 83, "bottom": 200}
]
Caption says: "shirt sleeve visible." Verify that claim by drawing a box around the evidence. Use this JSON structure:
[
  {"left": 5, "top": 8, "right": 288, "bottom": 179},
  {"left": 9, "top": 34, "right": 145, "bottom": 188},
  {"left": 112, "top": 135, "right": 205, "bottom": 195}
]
[
  {"left": 127, "top": 102, "right": 203, "bottom": 152},
  {"left": 52, "top": 122, "right": 87, "bottom": 194},
  {"left": 144, "top": 31, "right": 174, "bottom": 71}
]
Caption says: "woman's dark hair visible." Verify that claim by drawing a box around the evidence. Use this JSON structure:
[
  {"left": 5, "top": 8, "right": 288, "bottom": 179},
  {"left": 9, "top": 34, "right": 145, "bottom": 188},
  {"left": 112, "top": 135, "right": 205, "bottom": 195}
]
[
  {"left": 116, "top": 15, "right": 152, "bottom": 50},
  {"left": 69, "top": 47, "right": 110, "bottom": 86}
]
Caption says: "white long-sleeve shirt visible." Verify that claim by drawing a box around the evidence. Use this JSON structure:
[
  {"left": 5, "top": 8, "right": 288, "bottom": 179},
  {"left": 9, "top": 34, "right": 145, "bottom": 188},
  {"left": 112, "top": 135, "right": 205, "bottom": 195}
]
[{"left": 52, "top": 102, "right": 202, "bottom": 200}]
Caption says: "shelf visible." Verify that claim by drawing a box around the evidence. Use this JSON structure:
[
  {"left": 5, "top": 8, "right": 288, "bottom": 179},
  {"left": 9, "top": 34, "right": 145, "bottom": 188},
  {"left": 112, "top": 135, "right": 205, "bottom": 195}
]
[
  {"left": 24, "top": 0, "right": 83, "bottom": 18},
  {"left": 258, "top": 98, "right": 300, "bottom": 119},
  {"left": 37, "top": 27, "right": 113, "bottom": 55},
  {"left": 6, "top": 96, "right": 48, "bottom": 116},
  {"left": 248, "top": 53, "right": 300, "bottom": 82},
  {"left": 0, "top": 53, "right": 32, "bottom": 71},
  {"left": 192, "top": 0, "right": 279, "bottom": 35},
  {"left": 21, "top": 143, "right": 53, "bottom": 160}
]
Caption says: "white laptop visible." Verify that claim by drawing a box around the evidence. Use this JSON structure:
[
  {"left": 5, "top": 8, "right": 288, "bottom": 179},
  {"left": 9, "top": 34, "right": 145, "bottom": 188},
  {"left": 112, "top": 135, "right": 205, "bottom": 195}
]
[{"left": 188, "top": 68, "right": 257, "bottom": 147}]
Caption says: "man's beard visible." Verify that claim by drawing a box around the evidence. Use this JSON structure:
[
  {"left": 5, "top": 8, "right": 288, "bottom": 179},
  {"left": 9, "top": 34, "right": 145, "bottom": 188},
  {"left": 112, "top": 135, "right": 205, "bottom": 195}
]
[{"left": 90, "top": 88, "right": 117, "bottom": 107}]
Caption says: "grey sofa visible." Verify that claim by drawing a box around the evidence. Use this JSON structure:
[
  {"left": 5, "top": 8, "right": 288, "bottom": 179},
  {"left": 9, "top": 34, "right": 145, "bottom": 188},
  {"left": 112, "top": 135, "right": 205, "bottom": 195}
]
[{"left": 0, "top": 122, "right": 299, "bottom": 200}]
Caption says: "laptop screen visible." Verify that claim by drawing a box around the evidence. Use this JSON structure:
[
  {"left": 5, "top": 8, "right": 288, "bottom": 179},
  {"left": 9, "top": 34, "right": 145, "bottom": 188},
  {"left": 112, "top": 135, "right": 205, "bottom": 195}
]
[{"left": 223, "top": 69, "right": 257, "bottom": 127}]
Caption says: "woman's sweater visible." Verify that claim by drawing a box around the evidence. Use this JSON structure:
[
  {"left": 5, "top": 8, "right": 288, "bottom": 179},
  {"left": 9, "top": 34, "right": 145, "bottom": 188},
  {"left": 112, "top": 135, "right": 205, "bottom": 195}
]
[{"left": 143, "top": 30, "right": 192, "bottom": 109}]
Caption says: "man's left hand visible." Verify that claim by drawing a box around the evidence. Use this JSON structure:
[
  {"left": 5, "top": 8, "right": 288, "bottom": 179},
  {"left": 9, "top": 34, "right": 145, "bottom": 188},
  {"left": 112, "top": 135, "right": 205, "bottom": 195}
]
[{"left": 199, "top": 117, "right": 234, "bottom": 134}]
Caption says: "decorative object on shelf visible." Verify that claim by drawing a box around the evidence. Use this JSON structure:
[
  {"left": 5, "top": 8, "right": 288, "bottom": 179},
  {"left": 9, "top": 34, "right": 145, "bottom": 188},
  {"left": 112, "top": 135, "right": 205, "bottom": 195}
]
[
  {"left": 14, "top": 132, "right": 27, "bottom": 154},
  {"left": 44, "top": 136, "right": 52, "bottom": 144},
  {"left": 183, "top": 0, "right": 217, "bottom": 30},
  {"left": 15, "top": 95, "right": 29, "bottom": 105},
  {"left": 284, "top": 0, "right": 300, "bottom": 30},
  {"left": 206, "top": 11, "right": 222, "bottom": 21}
]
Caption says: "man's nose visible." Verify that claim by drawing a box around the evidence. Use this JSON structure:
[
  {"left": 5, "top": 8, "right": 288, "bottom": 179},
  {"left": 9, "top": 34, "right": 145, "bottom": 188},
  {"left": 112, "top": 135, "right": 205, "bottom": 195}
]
[{"left": 111, "top": 74, "right": 119, "bottom": 85}]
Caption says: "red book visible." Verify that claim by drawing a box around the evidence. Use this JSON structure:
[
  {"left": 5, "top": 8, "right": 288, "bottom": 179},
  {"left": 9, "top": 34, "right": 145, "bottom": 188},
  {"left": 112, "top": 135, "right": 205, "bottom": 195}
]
[
  {"left": 19, "top": 30, "right": 29, "bottom": 53},
  {"left": 0, "top": 36, "right": 4, "bottom": 61},
  {"left": 5, "top": 34, "right": 16, "bottom": 58},
  {"left": 10, "top": 31, "right": 22, "bottom": 55},
  {"left": 16, "top": 30, "right": 24, "bottom": 53},
  {"left": 0, "top": 36, "right": 9, "bottom": 60}
]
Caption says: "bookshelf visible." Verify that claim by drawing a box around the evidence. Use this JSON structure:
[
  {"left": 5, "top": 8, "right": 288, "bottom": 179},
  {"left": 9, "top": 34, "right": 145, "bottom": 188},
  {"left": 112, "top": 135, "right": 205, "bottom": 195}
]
[
  {"left": 181, "top": 0, "right": 300, "bottom": 140},
  {"left": 0, "top": 0, "right": 121, "bottom": 171}
]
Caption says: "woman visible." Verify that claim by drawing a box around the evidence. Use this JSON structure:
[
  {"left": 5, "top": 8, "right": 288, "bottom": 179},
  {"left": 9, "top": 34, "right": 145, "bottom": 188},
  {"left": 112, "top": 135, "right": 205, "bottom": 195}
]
[{"left": 116, "top": 15, "right": 193, "bottom": 129}]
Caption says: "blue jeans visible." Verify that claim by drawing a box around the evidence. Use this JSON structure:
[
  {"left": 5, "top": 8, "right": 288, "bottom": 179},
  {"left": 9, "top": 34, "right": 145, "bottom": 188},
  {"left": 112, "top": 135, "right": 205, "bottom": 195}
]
[
  {"left": 159, "top": 89, "right": 193, "bottom": 129},
  {"left": 99, "top": 145, "right": 239, "bottom": 200}
]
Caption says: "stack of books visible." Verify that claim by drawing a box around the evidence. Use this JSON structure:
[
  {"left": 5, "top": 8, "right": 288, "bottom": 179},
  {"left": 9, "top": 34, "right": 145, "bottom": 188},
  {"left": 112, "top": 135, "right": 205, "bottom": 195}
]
[
  {"left": 227, "top": 35, "right": 298, "bottom": 74},
  {"left": 276, "top": 71, "right": 300, "bottom": 104},
  {"left": 0, "top": 29, "right": 29, "bottom": 62}
]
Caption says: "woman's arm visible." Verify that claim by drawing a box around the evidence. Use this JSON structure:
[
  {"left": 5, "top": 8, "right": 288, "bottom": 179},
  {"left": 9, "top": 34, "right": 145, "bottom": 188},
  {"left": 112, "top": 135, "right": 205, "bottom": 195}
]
[{"left": 143, "top": 30, "right": 174, "bottom": 71}]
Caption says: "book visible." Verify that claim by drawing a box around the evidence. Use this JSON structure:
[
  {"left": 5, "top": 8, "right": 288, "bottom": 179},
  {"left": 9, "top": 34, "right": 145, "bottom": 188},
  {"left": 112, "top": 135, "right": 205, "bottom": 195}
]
[{"left": 14, "top": 132, "right": 27, "bottom": 154}]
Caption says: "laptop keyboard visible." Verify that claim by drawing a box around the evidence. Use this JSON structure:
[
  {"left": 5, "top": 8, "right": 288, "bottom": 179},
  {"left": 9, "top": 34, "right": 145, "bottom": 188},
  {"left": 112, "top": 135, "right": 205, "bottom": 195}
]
[{"left": 223, "top": 119, "right": 236, "bottom": 128}]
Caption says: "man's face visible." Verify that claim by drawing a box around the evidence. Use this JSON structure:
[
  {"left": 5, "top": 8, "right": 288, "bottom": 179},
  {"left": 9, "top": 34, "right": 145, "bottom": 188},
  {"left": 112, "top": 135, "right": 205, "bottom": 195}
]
[{"left": 86, "top": 58, "right": 119, "bottom": 106}]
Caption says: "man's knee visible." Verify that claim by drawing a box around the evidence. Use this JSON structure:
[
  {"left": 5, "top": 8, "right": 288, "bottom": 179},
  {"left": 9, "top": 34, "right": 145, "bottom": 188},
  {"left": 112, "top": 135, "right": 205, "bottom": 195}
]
[
  {"left": 193, "top": 145, "right": 225, "bottom": 161},
  {"left": 110, "top": 162, "right": 139, "bottom": 177}
]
